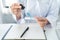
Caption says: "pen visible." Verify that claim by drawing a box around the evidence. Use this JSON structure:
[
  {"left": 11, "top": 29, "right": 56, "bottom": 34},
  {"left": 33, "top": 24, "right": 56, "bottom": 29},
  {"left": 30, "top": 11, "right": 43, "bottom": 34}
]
[
  {"left": 20, "top": 27, "right": 29, "bottom": 38},
  {"left": 20, "top": 4, "right": 25, "bottom": 10},
  {"left": 43, "top": 28, "right": 47, "bottom": 40}
]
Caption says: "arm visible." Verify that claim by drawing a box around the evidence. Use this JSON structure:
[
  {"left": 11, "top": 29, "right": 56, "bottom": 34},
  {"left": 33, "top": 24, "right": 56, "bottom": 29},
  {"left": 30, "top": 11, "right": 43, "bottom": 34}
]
[
  {"left": 46, "top": 0, "right": 59, "bottom": 27},
  {"left": 11, "top": 3, "right": 25, "bottom": 24},
  {"left": 35, "top": 0, "right": 59, "bottom": 28}
]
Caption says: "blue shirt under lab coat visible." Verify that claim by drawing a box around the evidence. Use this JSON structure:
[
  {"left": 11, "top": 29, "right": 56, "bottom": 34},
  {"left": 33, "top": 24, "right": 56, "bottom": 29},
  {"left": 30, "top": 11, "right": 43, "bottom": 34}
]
[{"left": 16, "top": 0, "right": 59, "bottom": 29}]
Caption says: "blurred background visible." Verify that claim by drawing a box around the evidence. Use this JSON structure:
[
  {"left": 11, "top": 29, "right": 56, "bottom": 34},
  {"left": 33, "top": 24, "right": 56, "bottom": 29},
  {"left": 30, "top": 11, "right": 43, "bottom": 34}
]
[{"left": 0, "top": 0, "right": 60, "bottom": 39}]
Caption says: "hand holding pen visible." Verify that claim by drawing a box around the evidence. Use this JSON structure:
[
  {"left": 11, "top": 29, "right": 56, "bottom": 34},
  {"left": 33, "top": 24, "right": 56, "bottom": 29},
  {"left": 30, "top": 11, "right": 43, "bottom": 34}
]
[{"left": 10, "top": 3, "right": 25, "bottom": 20}]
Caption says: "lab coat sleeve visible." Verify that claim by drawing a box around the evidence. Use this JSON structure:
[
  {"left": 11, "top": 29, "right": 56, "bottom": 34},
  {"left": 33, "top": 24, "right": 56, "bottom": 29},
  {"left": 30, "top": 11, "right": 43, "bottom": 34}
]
[{"left": 46, "top": 0, "right": 59, "bottom": 27}]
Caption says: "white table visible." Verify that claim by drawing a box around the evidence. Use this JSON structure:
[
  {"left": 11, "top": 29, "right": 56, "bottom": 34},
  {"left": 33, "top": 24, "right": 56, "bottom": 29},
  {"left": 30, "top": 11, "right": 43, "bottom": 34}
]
[
  {"left": 4, "top": 23, "right": 45, "bottom": 39},
  {"left": 41, "top": 21, "right": 59, "bottom": 40},
  {"left": 0, "top": 24, "right": 58, "bottom": 40},
  {"left": 45, "top": 29, "right": 59, "bottom": 40},
  {"left": 55, "top": 22, "right": 60, "bottom": 40},
  {"left": 0, "top": 24, "right": 13, "bottom": 40}
]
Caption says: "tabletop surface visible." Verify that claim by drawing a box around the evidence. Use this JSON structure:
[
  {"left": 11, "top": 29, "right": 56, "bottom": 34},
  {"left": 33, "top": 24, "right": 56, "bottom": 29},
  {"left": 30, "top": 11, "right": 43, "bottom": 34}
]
[
  {"left": 0, "top": 24, "right": 12, "bottom": 40},
  {"left": 4, "top": 23, "right": 45, "bottom": 39},
  {"left": 0, "top": 24, "right": 59, "bottom": 40}
]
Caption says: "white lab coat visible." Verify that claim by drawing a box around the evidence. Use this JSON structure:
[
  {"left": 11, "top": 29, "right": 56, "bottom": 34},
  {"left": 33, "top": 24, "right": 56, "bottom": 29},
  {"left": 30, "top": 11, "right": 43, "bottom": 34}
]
[{"left": 16, "top": 0, "right": 59, "bottom": 30}]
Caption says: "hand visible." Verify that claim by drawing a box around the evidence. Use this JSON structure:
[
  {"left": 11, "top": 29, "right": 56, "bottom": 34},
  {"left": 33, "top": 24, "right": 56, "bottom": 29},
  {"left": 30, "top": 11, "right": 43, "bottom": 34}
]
[
  {"left": 35, "top": 17, "right": 48, "bottom": 28},
  {"left": 10, "top": 3, "right": 22, "bottom": 20}
]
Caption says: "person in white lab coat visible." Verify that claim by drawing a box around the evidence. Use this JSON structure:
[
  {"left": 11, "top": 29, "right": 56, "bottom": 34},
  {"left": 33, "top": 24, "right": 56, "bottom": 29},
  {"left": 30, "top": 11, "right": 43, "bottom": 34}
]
[{"left": 11, "top": 0, "right": 59, "bottom": 29}]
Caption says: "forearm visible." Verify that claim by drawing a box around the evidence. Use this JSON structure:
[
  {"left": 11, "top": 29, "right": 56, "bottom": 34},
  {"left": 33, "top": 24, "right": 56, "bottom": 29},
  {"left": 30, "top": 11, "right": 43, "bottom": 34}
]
[{"left": 16, "top": 14, "right": 21, "bottom": 21}]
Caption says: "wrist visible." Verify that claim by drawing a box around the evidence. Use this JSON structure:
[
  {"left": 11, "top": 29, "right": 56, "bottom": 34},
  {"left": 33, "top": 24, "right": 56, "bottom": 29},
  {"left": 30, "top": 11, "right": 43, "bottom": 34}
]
[{"left": 16, "top": 14, "right": 21, "bottom": 21}]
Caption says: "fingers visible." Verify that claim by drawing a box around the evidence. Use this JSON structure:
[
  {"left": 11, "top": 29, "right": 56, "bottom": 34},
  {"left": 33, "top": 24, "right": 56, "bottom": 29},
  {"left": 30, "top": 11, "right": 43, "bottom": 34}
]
[
  {"left": 10, "top": 3, "right": 22, "bottom": 15},
  {"left": 38, "top": 20, "right": 46, "bottom": 28},
  {"left": 35, "top": 17, "right": 46, "bottom": 22},
  {"left": 35, "top": 17, "right": 48, "bottom": 28},
  {"left": 10, "top": 3, "right": 21, "bottom": 9}
]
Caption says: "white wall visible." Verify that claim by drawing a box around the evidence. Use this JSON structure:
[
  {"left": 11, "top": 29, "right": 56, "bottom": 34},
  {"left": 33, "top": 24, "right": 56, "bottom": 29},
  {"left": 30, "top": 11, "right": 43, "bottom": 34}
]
[
  {"left": 1, "top": 0, "right": 19, "bottom": 13},
  {"left": 4, "top": 0, "right": 19, "bottom": 6},
  {"left": 0, "top": 0, "right": 2, "bottom": 23}
]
